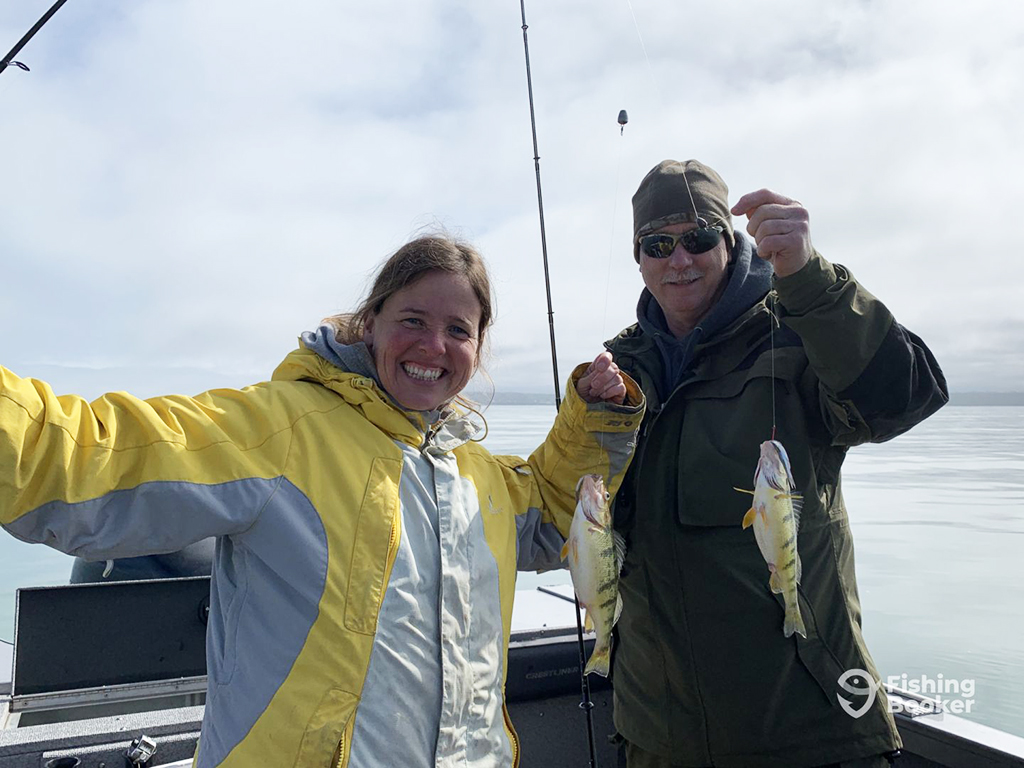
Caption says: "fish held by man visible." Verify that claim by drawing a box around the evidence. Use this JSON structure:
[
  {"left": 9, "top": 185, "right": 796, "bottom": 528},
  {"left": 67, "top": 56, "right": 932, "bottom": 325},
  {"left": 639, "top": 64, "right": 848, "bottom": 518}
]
[
  {"left": 561, "top": 473, "right": 625, "bottom": 676},
  {"left": 735, "top": 440, "right": 807, "bottom": 638}
]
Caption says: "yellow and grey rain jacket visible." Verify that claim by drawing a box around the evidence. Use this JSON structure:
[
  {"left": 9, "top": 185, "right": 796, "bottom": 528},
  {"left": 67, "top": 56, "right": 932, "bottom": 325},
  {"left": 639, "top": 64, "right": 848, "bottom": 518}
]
[{"left": 0, "top": 331, "right": 643, "bottom": 767}]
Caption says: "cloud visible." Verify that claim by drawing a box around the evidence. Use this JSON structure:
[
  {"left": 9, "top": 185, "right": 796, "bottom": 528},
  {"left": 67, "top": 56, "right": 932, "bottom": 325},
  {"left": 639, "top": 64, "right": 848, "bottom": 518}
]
[{"left": 1, "top": 0, "right": 1022, "bottom": 398}]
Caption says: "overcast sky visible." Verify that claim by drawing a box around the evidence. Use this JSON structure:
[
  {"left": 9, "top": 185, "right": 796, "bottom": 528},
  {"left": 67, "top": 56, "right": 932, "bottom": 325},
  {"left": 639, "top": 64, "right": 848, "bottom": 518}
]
[{"left": 1, "top": 0, "right": 1021, "bottom": 401}]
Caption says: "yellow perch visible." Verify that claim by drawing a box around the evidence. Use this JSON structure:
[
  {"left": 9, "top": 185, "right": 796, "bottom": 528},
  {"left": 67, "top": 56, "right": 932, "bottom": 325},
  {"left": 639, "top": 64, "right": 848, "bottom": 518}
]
[
  {"left": 561, "top": 473, "right": 625, "bottom": 676},
  {"left": 736, "top": 440, "right": 807, "bottom": 638}
]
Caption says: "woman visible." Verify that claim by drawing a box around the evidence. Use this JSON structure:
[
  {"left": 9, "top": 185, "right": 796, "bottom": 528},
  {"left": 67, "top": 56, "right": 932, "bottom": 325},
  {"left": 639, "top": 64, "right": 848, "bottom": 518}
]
[{"left": 0, "top": 234, "right": 643, "bottom": 767}]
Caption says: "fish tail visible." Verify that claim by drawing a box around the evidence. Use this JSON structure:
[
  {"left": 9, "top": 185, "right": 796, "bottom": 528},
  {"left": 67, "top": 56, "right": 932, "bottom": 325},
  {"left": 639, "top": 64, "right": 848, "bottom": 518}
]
[
  {"left": 585, "top": 642, "right": 612, "bottom": 677},
  {"left": 784, "top": 601, "right": 807, "bottom": 639}
]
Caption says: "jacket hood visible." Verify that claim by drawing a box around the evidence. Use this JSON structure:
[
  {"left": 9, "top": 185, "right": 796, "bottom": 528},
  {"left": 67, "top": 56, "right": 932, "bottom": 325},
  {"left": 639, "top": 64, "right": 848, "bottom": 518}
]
[
  {"left": 271, "top": 324, "right": 483, "bottom": 449},
  {"left": 300, "top": 325, "right": 381, "bottom": 382}
]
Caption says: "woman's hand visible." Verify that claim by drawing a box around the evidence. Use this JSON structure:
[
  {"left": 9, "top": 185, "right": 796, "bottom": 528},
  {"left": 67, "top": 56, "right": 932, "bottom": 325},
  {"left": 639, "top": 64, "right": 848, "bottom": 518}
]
[{"left": 576, "top": 351, "right": 627, "bottom": 405}]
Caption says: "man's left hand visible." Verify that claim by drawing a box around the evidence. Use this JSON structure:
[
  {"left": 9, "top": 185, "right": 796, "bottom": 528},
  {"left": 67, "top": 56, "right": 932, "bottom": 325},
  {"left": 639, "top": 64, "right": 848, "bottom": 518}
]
[
  {"left": 576, "top": 351, "right": 627, "bottom": 405},
  {"left": 731, "top": 189, "right": 813, "bottom": 278}
]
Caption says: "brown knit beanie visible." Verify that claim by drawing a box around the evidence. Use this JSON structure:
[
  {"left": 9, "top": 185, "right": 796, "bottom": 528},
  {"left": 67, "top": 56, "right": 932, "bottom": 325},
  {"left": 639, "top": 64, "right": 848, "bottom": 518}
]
[{"left": 631, "top": 159, "right": 734, "bottom": 262}]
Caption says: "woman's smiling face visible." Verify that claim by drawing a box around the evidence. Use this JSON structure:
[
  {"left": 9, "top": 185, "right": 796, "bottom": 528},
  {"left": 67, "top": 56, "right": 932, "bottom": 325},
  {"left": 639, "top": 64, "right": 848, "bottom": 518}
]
[{"left": 363, "top": 270, "right": 482, "bottom": 411}]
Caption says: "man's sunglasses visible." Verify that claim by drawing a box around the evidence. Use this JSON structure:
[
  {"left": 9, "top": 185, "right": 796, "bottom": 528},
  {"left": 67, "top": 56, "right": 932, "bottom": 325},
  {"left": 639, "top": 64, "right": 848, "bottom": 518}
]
[{"left": 638, "top": 226, "right": 724, "bottom": 259}]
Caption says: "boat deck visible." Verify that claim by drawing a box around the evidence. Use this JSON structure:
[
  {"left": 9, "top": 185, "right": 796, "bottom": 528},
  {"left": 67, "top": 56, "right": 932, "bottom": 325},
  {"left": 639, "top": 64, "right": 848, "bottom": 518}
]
[{"left": 2, "top": 580, "right": 1023, "bottom": 767}]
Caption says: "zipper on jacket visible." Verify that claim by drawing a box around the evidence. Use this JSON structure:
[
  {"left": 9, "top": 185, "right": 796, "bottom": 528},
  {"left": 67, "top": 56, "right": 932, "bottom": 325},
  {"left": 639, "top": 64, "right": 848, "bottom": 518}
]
[
  {"left": 502, "top": 703, "right": 521, "bottom": 767},
  {"left": 422, "top": 423, "right": 439, "bottom": 448},
  {"left": 332, "top": 733, "right": 346, "bottom": 768},
  {"left": 388, "top": 504, "right": 399, "bottom": 559},
  {"left": 421, "top": 406, "right": 457, "bottom": 450}
]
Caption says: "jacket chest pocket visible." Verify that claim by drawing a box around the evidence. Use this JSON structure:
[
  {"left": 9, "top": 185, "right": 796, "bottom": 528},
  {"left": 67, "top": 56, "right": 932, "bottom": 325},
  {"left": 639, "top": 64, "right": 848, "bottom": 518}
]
[
  {"left": 675, "top": 354, "right": 809, "bottom": 527},
  {"left": 344, "top": 456, "right": 402, "bottom": 635}
]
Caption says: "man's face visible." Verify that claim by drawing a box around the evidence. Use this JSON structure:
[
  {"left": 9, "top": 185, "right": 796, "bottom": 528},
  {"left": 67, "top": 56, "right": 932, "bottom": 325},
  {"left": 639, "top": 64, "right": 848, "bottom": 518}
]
[{"left": 639, "top": 222, "right": 731, "bottom": 338}]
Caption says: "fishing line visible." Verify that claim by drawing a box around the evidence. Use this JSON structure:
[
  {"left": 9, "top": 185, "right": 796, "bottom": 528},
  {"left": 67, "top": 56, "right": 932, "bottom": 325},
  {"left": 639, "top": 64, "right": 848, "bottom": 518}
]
[
  {"left": 623, "top": 0, "right": 659, "bottom": 94},
  {"left": 592, "top": 113, "right": 628, "bottom": 469},
  {"left": 600, "top": 114, "right": 628, "bottom": 341},
  {"left": 619, "top": 0, "right": 778, "bottom": 449},
  {"left": 770, "top": 294, "right": 777, "bottom": 441}
]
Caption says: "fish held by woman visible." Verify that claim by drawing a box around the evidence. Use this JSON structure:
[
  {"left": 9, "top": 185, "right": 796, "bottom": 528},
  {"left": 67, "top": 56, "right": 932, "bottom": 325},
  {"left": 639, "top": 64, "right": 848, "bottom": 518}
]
[
  {"left": 561, "top": 473, "right": 625, "bottom": 676},
  {"left": 735, "top": 440, "right": 807, "bottom": 638}
]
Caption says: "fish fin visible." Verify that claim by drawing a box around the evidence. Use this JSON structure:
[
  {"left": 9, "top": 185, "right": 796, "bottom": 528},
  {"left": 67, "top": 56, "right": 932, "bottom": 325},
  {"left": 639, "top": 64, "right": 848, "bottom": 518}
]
[
  {"left": 560, "top": 540, "right": 569, "bottom": 562},
  {"left": 760, "top": 506, "right": 769, "bottom": 526},
  {"left": 583, "top": 610, "right": 595, "bottom": 632},
  {"left": 791, "top": 493, "right": 803, "bottom": 529},
  {"left": 612, "top": 529, "right": 626, "bottom": 573},
  {"left": 733, "top": 486, "right": 754, "bottom": 496},
  {"left": 784, "top": 602, "right": 807, "bottom": 639},
  {"left": 768, "top": 569, "right": 783, "bottom": 594},
  {"left": 741, "top": 507, "right": 757, "bottom": 529},
  {"left": 584, "top": 644, "right": 611, "bottom": 677},
  {"left": 613, "top": 592, "right": 623, "bottom": 627},
  {"left": 771, "top": 491, "right": 803, "bottom": 529},
  {"left": 796, "top": 552, "right": 803, "bottom": 585}
]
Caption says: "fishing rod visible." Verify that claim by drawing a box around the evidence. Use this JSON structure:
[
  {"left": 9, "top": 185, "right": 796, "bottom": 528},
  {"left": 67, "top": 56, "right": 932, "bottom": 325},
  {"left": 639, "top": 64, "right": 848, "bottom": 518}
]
[
  {"left": 518, "top": 0, "right": 562, "bottom": 411},
  {"left": 517, "top": 2, "right": 600, "bottom": 766},
  {"left": 1, "top": 0, "right": 71, "bottom": 77}
]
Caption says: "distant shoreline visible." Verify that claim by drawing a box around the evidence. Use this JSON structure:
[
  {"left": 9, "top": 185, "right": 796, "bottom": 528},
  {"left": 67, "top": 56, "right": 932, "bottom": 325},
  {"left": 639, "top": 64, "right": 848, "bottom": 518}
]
[
  {"left": 468, "top": 392, "right": 1024, "bottom": 407},
  {"left": 946, "top": 392, "right": 1024, "bottom": 406}
]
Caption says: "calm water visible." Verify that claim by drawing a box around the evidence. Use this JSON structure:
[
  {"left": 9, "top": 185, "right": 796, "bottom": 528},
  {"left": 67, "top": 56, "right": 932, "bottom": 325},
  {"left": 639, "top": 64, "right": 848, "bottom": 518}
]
[{"left": 2, "top": 405, "right": 1022, "bottom": 738}]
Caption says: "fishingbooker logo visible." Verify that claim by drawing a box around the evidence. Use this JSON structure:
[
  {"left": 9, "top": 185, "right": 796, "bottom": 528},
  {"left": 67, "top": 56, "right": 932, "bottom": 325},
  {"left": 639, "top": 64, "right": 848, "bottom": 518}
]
[
  {"left": 837, "top": 669, "right": 976, "bottom": 719},
  {"left": 836, "top": 669, "right": 879, "bottom": 718}
]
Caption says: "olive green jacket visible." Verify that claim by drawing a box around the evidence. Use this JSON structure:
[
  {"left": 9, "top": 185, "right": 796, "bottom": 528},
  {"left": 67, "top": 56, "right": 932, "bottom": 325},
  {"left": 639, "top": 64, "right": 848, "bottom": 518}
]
[{"left": 607, "top": 251, "right": 948, "bottom": 768}]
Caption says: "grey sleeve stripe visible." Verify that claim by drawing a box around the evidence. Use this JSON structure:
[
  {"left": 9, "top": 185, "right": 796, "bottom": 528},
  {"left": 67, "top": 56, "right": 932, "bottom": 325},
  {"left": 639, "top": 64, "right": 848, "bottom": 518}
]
[
  {"left": 580, "top": 396, "right": 643, "bottom": 483},
  {"left": 590, "top": 425, "right": 639, "bottom": 484},
  {"left": 515, "top": 507, "right": 567, "bottom": 572},
  {"left": 3, "top": 478, "right": 277, "bottom": 560}
]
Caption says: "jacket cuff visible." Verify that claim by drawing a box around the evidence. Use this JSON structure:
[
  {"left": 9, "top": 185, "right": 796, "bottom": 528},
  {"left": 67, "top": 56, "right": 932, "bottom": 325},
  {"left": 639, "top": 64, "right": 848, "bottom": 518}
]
[
  {"left": 773, "top": 250, "right": 837, "bottom": 315},
  {"left": 564, "top": 362, "right": 645, "bottom": 433}
]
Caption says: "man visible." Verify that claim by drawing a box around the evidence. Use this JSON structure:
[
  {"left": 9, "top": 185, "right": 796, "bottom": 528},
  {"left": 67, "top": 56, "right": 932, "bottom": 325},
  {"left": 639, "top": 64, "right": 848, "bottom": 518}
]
[{"left": 606, "top": 159, "right": 947, "bottom": 768}]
